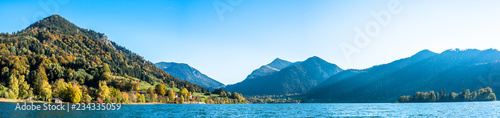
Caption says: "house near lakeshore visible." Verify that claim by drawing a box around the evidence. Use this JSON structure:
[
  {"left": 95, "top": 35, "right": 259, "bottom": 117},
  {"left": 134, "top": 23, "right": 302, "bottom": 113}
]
[
  {"left": 189, "top": 95, "right": 201, "bottom": 99},
  {"left": 52, "top": 98, "right": 63, "bottom": 103}
]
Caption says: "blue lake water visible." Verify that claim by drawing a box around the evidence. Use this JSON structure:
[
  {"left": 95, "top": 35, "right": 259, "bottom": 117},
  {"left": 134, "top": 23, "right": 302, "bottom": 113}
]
[{"left": 1, "top": 102, "right": 500, "bottom": 117}]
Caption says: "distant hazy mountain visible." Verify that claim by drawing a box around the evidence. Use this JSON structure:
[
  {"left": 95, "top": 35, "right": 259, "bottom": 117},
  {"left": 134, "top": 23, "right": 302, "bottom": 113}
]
[
  {"left": 225, "top": 56, "right": 343, "bottom": 95},
  {"left": 245, "top": 58, "right": 293, "bottom": 80},
  {"left": 308, "top": 49, "right": 500, "bottom": 102},
  {"left": 155, "top": 62, "right": 225, "bottom": 90}
]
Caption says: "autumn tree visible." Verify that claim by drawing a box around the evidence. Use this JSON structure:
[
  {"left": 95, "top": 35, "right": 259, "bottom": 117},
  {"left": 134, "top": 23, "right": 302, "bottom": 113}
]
[
  {"left": 97, "top": 81, "right": 110, "bottom": 101},
  {"left": 147, "top": 87, "right": 154, "bottom": 95},
  {"left": 28, "top": 88, "right": 33, "bottom": 98},
  {"left": 83, "top": 94, "right": 92, "bottom": 103},
  {"left": 122, "top": 92, "right": 129, "bottom": 103},
  {"left": 5, "top": 89, "right": 16, "bottom": 99},
  {"left": 205, "top": 98, "right": 212, "bottom": 104},
  {"left": 155, "top": 83, "right": 166, "bottom": 96},
  {"left": 220, "top": 91, "right": 227, "bottom": 97},
  {"left": 8, "top": 74, "right": 19, "bottom": 99},
  {"left": 135, "top": 92, "right": 141, "bottom": 102},
  {"left": 151, "top": 94, "right": 157, "bottom": 103},
  {"left": 51, "top": 79, "right": 68, "bottom": 98},
  {"left": 116, "top": 90, "right": 122, "bottom": 103},
  {"left": 34, "top": 68, "right": 49, "bottom": 97},
  {"left": 18, "top": 75, "right": 30, "bottom": 99},
  {"left": 140, "top": 94, "right": 146, "bottom": 103},
  {"left": 168, "top": 89, "right": 175, "bottom": 101},
  {"left": 66, "top": 82, "right": 82, "bottom": 103},
  {"left": 103, "top": 63, "right": 111, "bottom": 73},
  {"left": 180, "top": 88, "right": 189, "bottom": 98},
  {"left": 41, "top": 80, "right": 52, "bottom": 101},
  {"left": 179, "top": 97, "right": 184, "bottom": 104},
  {"left": 110, "top": 88, "right": 122, "bottom": 103}
]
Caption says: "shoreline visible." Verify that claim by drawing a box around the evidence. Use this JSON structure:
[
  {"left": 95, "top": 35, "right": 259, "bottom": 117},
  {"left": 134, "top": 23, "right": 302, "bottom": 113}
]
[
  {"left": 0, "top": 98, "right": 207, "bottom": 105},
  {"left": 0, "top": 98, "right": 47, "bottom": 103},
  {"left": 124, "top": 101, "right": 206, "bottom": 105},
  {"left": 125, "top": 102, "right": 161, "bottom": 105},
  {"left": 4, "top": 98, "right": 494, "bottom": 104}
]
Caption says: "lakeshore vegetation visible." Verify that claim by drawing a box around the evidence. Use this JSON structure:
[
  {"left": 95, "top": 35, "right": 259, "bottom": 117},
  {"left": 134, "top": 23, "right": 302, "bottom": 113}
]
[{"left": 397, "top": 87, "right": 496, "bottom": 103}]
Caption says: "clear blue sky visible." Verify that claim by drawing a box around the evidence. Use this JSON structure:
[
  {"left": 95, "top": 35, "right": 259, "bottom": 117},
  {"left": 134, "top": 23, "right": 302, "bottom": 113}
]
[{"left": 2, "top": 0, "right": 500, "bottom": 84}]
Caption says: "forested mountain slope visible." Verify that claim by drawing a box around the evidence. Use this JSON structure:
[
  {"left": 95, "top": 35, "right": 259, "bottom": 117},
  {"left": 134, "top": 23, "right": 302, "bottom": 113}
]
[{"left": 0, "top": 15, "right": 208, "bottom": 101}]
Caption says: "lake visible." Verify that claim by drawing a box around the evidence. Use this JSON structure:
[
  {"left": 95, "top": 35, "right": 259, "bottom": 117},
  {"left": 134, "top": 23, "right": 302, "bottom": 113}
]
[{"left": 1, "top": 102, "right": 499, "bottom": 117}]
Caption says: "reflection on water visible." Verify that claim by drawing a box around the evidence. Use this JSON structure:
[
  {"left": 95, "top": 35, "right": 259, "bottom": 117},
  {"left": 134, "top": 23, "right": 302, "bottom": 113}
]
[{"left": 1, "top": 102, "right": 499, "bottom": 117}]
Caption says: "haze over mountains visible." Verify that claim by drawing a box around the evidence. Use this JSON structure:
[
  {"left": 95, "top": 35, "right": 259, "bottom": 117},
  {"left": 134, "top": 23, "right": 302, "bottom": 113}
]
[
  {"left": 225, "top": 56, "right": 343, "bottom": 95},
  {"left": 244, "top": 58, "right": 293, "bottom": 80},
  {"left": 155, "top": 62, "right": 225, "bottom": 90},
  {"left": 41, "top": 12, "right": 496, "bottom": 103},
  {"left": 28, "top": 16, "right": 500, "bottom": 103},
  {"left": 308, "top": 49, "right": 500, "bottom": 102},
  {"left": 7, "top": 15, "right": 500, "bottom": 104},
  {"left": 217, "top": 48, "right": 500, "bottom": 103}
]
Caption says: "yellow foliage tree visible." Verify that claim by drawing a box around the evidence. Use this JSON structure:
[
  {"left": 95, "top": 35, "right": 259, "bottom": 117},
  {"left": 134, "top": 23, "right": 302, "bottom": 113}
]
[
  {"left": 205, "top": 98, "right": 212, "bottom": 104},
  {"left": 179, "top": 97, "right": 184, "bottom": 104},
  {"left": 155, "top": 83, "right": 166, "bottom": 96},
  {"left": 51, "top": 79, "right": 68, "bottom": 98},
  {"left": 18, "top": 75, "right": 30, "bottom": 99},
  {"left": 83, "top": 94, "right": 92, "bottom": 103},
  {"left": 41, "top": 80, "right": 52, "bottom": 101},
  {"left": 168, "top": 89, "right": 175, "bottom": 101},
  {"left": 135, "top": 92, "right": 141, "bottom": 102},
  {"left": 97, "top": 81, "right": 110, "bottom": 101},
  {"left": 8, "top": 74, "right": 19, "bottom": 99},
  {"left": 122, "top": 92, "right": 129, "bottom": 103},
  {"left": 66, "top": 82, "right": 82, "bottom": 103},
  {"left": 180, "top": 88, "right": 189, "bottom": 98}
]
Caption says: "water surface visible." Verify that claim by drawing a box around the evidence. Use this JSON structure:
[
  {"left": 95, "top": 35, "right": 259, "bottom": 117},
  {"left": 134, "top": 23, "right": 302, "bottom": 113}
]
[{"left": 1, "top": 102, "right": 499, "bottom": 117}]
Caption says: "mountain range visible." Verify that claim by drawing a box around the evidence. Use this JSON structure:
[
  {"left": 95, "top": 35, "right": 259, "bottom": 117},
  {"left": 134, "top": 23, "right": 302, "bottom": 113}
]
[
  {"left": 13, "top": 15, "right": 500, "bottom": 103},
  {"left": 155, "top": 62, "right": 225, "bottom": 90},
  {"left": 225, "top": 57, "right": 343, "bottom": 95},
  {"left": 308, "top": 49, "right": 500, "bottom": 102},
  {"left": 221, "top": 49, "right": 500, "bottom": 103}
]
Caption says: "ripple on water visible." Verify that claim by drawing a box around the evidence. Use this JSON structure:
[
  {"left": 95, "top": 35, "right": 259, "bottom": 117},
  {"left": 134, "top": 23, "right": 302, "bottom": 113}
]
[{"left": 1, "top": 102, "right": 500, "bottom": 117}]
